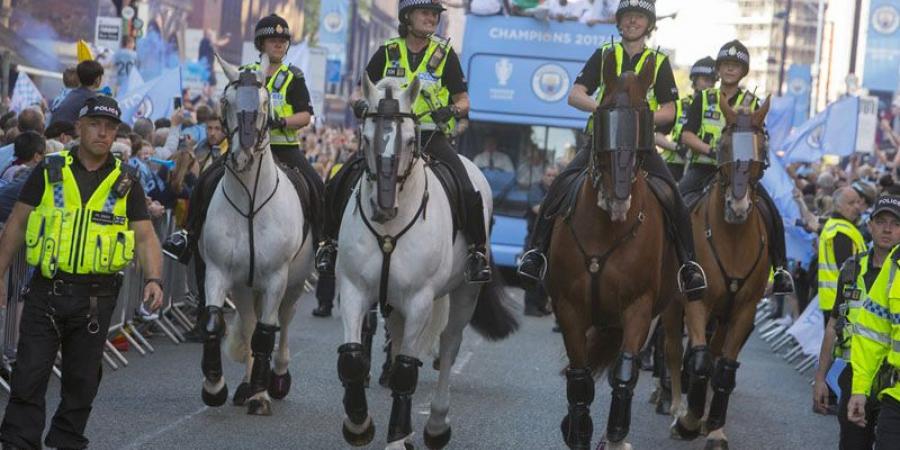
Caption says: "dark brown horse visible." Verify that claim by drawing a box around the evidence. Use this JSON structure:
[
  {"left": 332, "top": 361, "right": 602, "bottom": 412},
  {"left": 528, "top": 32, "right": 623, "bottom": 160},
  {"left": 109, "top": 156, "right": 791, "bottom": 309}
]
[
  {"left": 663, "top": 97, "right": 772, "bottom": 450},
  {"left": 546, "top": 50, "right": 678, "bottom": 450}
]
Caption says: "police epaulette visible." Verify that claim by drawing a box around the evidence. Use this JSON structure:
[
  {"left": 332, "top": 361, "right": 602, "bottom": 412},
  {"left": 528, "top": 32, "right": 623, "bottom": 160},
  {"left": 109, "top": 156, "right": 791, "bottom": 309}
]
[
  {"left": 429, "top": 34, "right": 450, "bottom": 47},
  {"left": 45, "top": 154, "right": 65, "bottom": 184},
  {"left": 387, "top": 42, "right": 402, "bottom": 63},
  {"left": 112, "top": 164, "right": 138, "bottom": 198},
  {"left": 288, "top": 65, "right": 304, "bottom": 78},
  {"left": 839, "top": 254, "right": 862, "bottom": 284}
]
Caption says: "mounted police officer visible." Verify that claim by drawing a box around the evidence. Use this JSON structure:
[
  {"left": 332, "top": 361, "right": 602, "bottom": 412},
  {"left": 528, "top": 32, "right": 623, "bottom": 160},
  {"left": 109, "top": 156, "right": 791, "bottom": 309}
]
[
  {"left": 162, "top": 14, "right": 323, "bottom": 315},
  {"left": 658, "top": 56, "right": 717, "bottom": 181},
  {"left": 679, "top": 39, "right": 794, "bottom": 295},
  {"left": 0, "top": 96, "right": 163, "bottom": 450},
  {"left": 847, "top": 195, "right": 900, "bottom": 448},
  {"left": 517, "top": 0, "right": 708, "bottom": 300},
  {"left": 815, "top": 191, "right": 900, "bottom": 448},
  {"left": 314, "top": 0, "right": 491, "bottom": 314}
]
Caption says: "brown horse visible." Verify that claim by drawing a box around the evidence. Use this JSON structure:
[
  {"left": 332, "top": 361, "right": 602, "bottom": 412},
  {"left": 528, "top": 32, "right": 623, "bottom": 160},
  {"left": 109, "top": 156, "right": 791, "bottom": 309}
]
[
  {"left": 546, "top": 50, "right": 678, "bottom": 450},
  {"left": 663, "top": 97, "right": 772, "bottom": 449}
]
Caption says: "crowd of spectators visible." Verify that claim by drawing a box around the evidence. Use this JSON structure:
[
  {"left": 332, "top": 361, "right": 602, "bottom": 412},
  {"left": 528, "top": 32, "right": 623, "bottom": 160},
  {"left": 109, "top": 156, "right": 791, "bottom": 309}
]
[{"left": 469, "top": 0, "right": 617, "bottom": 24}]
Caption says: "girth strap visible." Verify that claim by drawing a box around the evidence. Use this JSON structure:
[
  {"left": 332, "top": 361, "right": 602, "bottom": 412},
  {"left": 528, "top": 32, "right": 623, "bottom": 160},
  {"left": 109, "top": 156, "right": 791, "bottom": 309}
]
[{"left": 356, "top": 169, "right": 430, "bottom": 316}]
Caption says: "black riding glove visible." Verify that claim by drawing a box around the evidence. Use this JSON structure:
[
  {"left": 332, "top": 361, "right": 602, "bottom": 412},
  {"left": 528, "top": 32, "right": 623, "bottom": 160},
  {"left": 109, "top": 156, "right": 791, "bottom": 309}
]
[
  {"left": 268, "top": 116, "right": 287, "bottom": 129},
  {"left": 430, "top": 105, "right": 457, "bottom": 124},
  {"left": 352, "top": 99, "right": 369, "bottom": 119}
]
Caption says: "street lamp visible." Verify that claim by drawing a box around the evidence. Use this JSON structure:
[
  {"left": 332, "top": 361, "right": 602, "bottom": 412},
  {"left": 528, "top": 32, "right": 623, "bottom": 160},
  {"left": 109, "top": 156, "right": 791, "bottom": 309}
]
[{"left": 775, "top": 0, "right": 794, "bottom": 96}]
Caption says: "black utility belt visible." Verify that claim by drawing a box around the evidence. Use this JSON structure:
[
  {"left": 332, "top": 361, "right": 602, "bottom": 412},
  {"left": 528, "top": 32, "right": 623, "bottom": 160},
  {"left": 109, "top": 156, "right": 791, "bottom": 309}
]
[{"left": 30, "top": 275, "right": 122, "bottom": 298}]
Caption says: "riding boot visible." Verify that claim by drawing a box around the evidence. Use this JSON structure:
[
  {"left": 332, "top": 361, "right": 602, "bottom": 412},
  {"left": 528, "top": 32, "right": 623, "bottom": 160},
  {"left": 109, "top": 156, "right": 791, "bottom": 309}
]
[
  {"left": 163, "top": 158, "right": 226, "bottom": 264},
  {"left": 645, "top": 155, "right": 707, "bottom": 301},
  {"left": 315, "top": 158, "right": 365, "bottom": 277},
  {"left": 162, "top": 229, "right": 192, "bottom": 264},
  {"left": 757, "top": 186, "right": 794, "bottom": 295},
  {"left": 465, "top": 191, "right": 491, "bottom": 283}
]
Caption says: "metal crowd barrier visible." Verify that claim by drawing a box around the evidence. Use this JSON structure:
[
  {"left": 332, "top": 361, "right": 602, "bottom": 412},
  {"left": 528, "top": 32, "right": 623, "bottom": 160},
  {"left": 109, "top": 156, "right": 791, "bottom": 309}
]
[
  {"left": 1, "top": 247, "right": 29, "bottom": 393},
  {"left": 755, "top": 295, "right": 820, "bottom": 385}
]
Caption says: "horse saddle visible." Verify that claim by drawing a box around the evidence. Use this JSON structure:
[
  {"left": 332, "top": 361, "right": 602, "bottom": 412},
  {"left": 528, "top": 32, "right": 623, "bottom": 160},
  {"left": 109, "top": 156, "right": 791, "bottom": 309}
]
[
  {"left": 547, "top": 169, "right": 588, "bottom": 221},
  {"left": 277, "top": 162, "right": 315, "bottom": 241},
  {"left": 427, "top": 158, "right": 464, "bottom": 240}
]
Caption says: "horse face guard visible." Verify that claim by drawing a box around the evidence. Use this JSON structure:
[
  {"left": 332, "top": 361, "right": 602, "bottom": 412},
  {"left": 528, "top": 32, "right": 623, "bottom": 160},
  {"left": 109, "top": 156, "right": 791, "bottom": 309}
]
[
  {"left": 716, "top": 122, "right": 768, "bottom": 201},
  {"left": 361, "top": 95, "right": 421, "bottom": 215},
  {"left": 221, "top": 70, "right": 270, "bottom": 170},
  {"left": 590, "top": 104, "right": 655, "bottom": 201}
]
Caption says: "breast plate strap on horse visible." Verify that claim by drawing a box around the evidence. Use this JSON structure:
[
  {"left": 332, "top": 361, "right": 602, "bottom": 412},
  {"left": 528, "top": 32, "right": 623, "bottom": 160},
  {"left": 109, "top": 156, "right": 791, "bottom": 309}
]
[{"left": 356, "top": 168, "right": 429, "bottom": 317}]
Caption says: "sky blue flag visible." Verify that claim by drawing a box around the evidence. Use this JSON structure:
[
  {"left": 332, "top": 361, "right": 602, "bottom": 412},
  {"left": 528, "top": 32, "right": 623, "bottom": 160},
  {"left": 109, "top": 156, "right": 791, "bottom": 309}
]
[
  {"left": 116, "top": 67, "right": 182, "bottom": 126},
  {"left": 761, "top": 153, "right": 817, "bottom": 265},
  {"left": 766, "top": 96, "right": 795, "bottom": 152},
  {"left": 782, "top": 95, "right": 859, "bottom": 163}
]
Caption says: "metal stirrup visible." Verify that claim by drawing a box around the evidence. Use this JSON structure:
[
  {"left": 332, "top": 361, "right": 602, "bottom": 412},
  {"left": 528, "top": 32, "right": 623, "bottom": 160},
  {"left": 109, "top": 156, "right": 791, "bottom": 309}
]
[
  {"left": 517, "top": 249, "right": 548, "bottom": 282},
  {"left": 677, "top": 261, "right": 708, "bottom": 294}
]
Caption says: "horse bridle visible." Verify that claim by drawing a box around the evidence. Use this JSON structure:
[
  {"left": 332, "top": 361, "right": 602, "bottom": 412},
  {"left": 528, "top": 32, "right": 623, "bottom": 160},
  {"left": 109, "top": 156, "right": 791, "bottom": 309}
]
[
  {"left": 589, "top": 100, "right": 655, "bottom": 201},
  {"left": 221, "top": 70, "right": 272, "bottom": 167},
  {"left": 360, "top": 97, "right": 423, "bottom": 191},
  {"left": 716, "top": 122, "right": 769, "bottom": 201}
]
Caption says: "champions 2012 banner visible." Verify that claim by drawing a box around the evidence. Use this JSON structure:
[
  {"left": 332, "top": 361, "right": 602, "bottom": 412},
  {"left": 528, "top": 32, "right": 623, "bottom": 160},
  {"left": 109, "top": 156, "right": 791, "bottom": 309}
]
[{"left": 863, "top": 0, "right": 900, "bottom": 93}]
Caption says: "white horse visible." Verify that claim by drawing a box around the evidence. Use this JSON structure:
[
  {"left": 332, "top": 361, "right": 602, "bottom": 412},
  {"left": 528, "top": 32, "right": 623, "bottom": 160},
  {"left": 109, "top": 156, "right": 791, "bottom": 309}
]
[
  {"left": 198, "top": 55, "right": 314, "bottom": 416},
  {"left": 336, "top": 76, "right": 519, "bottom": 450}
]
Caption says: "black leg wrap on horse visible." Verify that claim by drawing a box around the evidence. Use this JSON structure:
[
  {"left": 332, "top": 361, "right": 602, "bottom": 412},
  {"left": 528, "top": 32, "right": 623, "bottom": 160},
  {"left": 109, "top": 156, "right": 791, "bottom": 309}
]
[
  {"left": 686, "top": 345, "right": 713, "bottom": 420},
  {"left": 249, "top": 323, "right": 279, "bottom": 394},
  {"left": 562, "top": 367, "right": 594, "bottom": 449},
  {"left": 606, "top": 352, "right": 639, "bottom": 443},
  {"left": 338, "top": 343, "right": 371, "bottom": 424},
  {"left": 200, "top": 306, "right": 225, "bottom": 381},
  {"left": 706, "top": 358, "right": 740, "bottom": 431},
  {"left": 388, "top": 354, "right": 422, "bottom": 442}
]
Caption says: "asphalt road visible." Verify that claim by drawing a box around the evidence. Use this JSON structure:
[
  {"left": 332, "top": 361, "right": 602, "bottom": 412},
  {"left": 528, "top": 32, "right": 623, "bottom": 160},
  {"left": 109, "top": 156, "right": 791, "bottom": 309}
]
[{"left": 20, "top": 287, "right": 837, "bottom": 449}]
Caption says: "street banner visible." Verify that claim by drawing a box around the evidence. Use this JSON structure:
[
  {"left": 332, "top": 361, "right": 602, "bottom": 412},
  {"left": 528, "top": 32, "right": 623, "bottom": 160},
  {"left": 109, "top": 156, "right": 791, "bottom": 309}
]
[
  {"left": 786, "top": 64, "right": 811, "bottom": 125},
  {"left": 319, "top": 0, "right": 351, "bottom": 85},
  {"left": 10, "top": 73, "right": 43, "bottom": 114},
  {"left": 856, "top": 95, "right": 879, "bottom": 153},
  {"left": 787, "top": 295, "right": 825, "bottom": 356},
  {"left": 760, "top": 150, "right": 817, "bottom": 265},
  {"left": 766, "top": 95, "right": 796, "bottom": 152},
  {"left": 782, "top": 96, "right": 860, "bottom": 163},
  {"left": 862, "top": 0, "right": 900, "bottom": 93},
  {"left": 116, "top": 67, "right": 182, "bottom": 125}
]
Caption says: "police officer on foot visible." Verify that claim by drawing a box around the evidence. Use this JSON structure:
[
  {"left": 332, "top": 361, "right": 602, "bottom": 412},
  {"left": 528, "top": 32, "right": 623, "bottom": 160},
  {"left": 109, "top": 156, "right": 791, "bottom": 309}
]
[
  {"left": 0, "top": 95, "right": 163, "bottom": 450},
  {"left": 517, "top": 0, "right": 709, "bottom": 301},
  {"left": 815, "top": 190, "right": 900, "bottom": 448},
  {"left": 162, "top": 13, "right": 324, "bottom": 314},
  {"left": 847, "top": 193, "right": 900, "bottom": 449},
  {"left": 678, "top": 39, "right": 795, "bottom": 295},
  {"left": 658, "top": 56, "right": 717, "bottom": 181},
  {"left": 314, "top": 0, "right": 491, "bottom": 312},
  {"left": 818, "top": 186, "right": 867, "bottom": 320}
]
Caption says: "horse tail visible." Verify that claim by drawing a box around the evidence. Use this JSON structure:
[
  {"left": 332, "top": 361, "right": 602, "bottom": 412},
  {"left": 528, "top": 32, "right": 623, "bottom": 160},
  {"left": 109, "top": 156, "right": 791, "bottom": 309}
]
[
  {"left": 469, "top": 265, "right": 520, "bottom": 341},
  {"left": 585, "top": 325, "right": 623, "bottom": 377}
]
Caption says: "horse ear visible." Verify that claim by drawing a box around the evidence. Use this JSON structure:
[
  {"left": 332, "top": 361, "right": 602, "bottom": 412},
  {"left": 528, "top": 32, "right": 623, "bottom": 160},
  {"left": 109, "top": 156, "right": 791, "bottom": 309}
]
[
  {"left": 752, "top": 95, "right": 772, "bottom": 128},
  {"left": 601, "top": 50, "right": 618, "bottom": 100},
  {"left": 719, "top": 93, "right": 737, "bottom": 126},
  {"left": 258, "top": 54, "right": 271, "bottom": 84},
  {"left": 216, "top": 52, "right": 239, "bottom": 83},
  {"left": 405, "top": 77, "right": 420, "bottom": 108},
  {"left": 637, "top": 54, "right": 655, "bottom": 94}
]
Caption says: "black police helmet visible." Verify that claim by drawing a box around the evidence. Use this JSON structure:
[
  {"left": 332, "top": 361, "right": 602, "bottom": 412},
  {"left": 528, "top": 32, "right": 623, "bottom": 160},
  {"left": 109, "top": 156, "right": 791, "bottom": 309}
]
[
  {"left": 690, "top": 56, "right": 718, "bottom": 82},
  {"left": 254, "top": 14, "right": 291, "bottom": 52},
  {"left": 716, "top": 40, "right": 751, "bottom": 75},
  {"left": 399, "top": 0, "right": 446, "bottom": 21},
  {"left": 615, "top": 0, "right": 657, "bottom": 31}
]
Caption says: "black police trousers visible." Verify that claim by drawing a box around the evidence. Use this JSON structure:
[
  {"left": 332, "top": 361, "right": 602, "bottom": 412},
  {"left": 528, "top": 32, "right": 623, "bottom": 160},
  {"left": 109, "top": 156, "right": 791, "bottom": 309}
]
[
  {"left": 0, "top": 284, "right": 118, "bottom": 449},
  {"left": 876, "top": 396, "right": 900, "bottom": 450},
  {"left": 322, "top": 131, "right": 487, "bottom": 251},
  {"left": 528, "top": 145, "right": 697, "bottom": 265},
  {"left": 184, "top": 145, "right": 324, "bottom": 306},
  {"left": 837, "top": 365, "right": 878, "bottom": 450},
  {"left": 679, "top": 162, "right": 788, "bottom": 269}
]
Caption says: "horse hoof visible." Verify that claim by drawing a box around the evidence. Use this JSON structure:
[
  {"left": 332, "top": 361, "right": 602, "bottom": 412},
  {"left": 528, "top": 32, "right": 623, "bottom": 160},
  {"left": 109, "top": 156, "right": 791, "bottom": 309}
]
[
  {"left": 424, "top": 426, "right": 451, "bottom": 450},
  {"left": 246, "top": 398, "right": 272, "bottom": 416},
  {"left": 559, "top": 414, "right": 590, "bottom": 449},
  {"left": 342, "top": 418, "right": 375, "bottom": 446},
  {"left": 201, "top": 383, "right": 228, "bottom": 407},
  {"left": 705, "top": 438, "right": 729, "bottom": 450},
  {"left": 233, "top": 382, "right": 252, "bottom": 406},
  {"left": 268, "top": 370, "right": 292, "bottom": 400},
  {"left": 670, "top": 418, "right": 701, "bottom": 441}
]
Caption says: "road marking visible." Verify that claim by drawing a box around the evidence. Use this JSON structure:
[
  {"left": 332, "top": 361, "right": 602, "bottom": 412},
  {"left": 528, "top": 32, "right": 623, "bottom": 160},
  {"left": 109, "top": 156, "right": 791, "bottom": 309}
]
[{"left": 122, "top": 405, "right": 209, "bottom": 449}]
